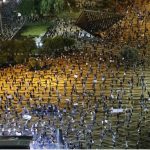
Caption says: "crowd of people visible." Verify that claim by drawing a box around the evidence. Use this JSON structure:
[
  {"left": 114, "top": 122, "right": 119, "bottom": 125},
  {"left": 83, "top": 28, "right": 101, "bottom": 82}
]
[
  {"left": 0, "top": 0, "right": 150, "bottom": 149},
  {"left": 0, "top": 0, "right": 25, "bottom": 40},
  {"left": 76, "top": 10, "right": 124, "bottom": 38},
  {"left": 75, "top": 0, "right": 97, "bottom": 9},
  {"left": 103, "top": 0, "right": 150, "bottom": 49},
  {"left": 0, "top": 39, "right": 150, "bottom": 148}
]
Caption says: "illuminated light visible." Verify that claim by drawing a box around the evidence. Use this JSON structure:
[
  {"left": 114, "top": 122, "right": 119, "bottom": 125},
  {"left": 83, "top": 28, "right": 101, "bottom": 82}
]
[{"left": 34, "top": 36, "right": 43, "bottom": 48}]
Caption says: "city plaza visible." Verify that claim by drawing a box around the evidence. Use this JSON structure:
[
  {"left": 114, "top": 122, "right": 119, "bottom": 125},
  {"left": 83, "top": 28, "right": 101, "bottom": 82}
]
[{"left": 0, "top": 0, "right": 150, "bottom": 149}]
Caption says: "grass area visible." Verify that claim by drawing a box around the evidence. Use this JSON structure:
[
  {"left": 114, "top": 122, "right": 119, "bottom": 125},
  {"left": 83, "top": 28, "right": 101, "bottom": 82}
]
[
  {"left": 21, "top": 24, "right": 49, "bottom": 37},
  {"left": 19, "top": 10, "right": 80, "bottom": 38}
]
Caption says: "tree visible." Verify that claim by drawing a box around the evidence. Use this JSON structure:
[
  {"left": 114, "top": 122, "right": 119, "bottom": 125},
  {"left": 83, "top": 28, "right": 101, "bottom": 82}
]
[
  {"left": 40, "top": 0, "right": 55, "bottom": 15},
  {"left": 40, "top": 0, "right": 65, "bottom": 15},
  {"left": 52, "top": 36, "right": 65, "bottom": 49},
  {"left": 54, "top": 0, "right": 65, "bottom": 14},
  {"left": 0, "top": 39, "right": 36, "bottom": 65},
  {"left": 120, "top": 45, "right": 139, "bottom": 65},
  {"left": 2, "top": 40, "right": 16, "bottom": 62},
  {"left": 43, "top": 36, "right": 75, "bottom": 56},
  {"left": 64, "top": 0, "right": 76, "bottom": 9},
  {"left": 0, "top": 52, "right": 9, "bottom": 67},
  {"left": 14, "top": 54, "right": 25, "bottom": 64},
  {"left": 64, "top": 37, "right": 75, "bottom": 47},
  {"left": 18, "top": 0, "right": 75, "bottom": 19},
  {"left": 43, "top": 37, "right": 55, "bottom": 55},
  {"left": 18, "top": 0, "right": 35, "bottom": 16},
  {"left": 33, "top": 0, "right": 41, "bottom": 16}
]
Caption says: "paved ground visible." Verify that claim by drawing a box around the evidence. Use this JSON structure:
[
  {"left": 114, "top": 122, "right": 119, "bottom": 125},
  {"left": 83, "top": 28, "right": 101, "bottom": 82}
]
[{"left": 0, "top": 1, "right": 150, "bottom": 148}]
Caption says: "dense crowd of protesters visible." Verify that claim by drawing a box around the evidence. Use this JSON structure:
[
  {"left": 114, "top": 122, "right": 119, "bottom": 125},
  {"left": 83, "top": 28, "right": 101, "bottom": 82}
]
[
  {"left": 0, "top": 0, "right": 25, "bottom": 40},
  {"left": 0, "top": 0, "right": 150, "bottom": 149},
  {"left": 103, "top": 0, "right": 150, "bottom": 49},
  {"left": 0, "top": 40, "right": 149, "bottom": 148}
]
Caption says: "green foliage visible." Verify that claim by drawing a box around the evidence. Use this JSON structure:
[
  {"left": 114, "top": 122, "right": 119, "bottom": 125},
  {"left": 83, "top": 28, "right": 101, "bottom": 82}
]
[
  {"left": 0, "top": 52, "right": 9, "bottom": 66},
  {"left": 53, "top": 36, "right": 65, "bottom": 49},
  {"left": 0, "top": 35, "right": 75, "bottom": 68},
  {"left": 40, "top": 0, "right": 65, "bottom": 15},
  {"left": 40, "top": 0, "right": 55, "bottom": 15},
  {"left": 14, "top": 54, "right": 25, "bottom": 64},
  {"left": 18, "top": 0, "right": 35, "bottom": 16},
  {"left": 64, "top": 37, "right": 75, "bottom": 47},
  {"left": 120, "top": 45, "right": 139, "bottom": 64},
  {"left": 18, "top": 0, "right": 67, "bottom": 17},
  {"left": 22, "top": 39, "right": 36, "bottom": 52},
  {"left": 64, "top": 0, "right": 76, "bottom": 9},
  {"left": 33, "top": 0, "right": 41, "bottom": 15},
  {"left": 43, "top": 36, "right": 75, "bottom": 55},
  {"left": 0, "top": 39, "right": 36, "bottom": 65},
  {"left": 54, "top": 0, "right": 65, "bottom": 14},
  {"left": 43, "top": 37, "right": 54, "bottom": 54}
]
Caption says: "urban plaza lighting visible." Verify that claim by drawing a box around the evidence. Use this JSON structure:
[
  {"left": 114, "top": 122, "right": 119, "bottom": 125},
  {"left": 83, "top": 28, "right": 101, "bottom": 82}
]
[{"left": 0, "top": 0, "right": 150, "bottom": 149}]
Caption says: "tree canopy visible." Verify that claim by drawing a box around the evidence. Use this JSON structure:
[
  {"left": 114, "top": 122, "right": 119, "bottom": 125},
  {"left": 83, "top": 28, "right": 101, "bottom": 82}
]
[
  {"left": 18, "top": 0, "right": 67, "bottom": 17},
  {"left": 120, "top": 45, "right": 139, "bottom": 65},
  {"left": 18, "top": 0, "right": 35, "bottom": 16},
  {"left": 0, "top": 39, "right": 36, "bottom": 65}
]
